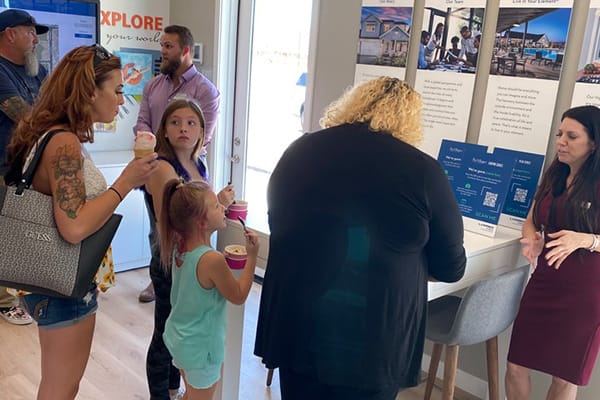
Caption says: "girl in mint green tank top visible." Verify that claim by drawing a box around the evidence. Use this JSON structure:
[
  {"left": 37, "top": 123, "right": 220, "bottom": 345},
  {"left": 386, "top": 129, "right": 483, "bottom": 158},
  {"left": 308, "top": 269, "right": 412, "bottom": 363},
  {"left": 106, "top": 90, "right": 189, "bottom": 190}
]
[{"left": 158, "top": 179, "right": 259, "bottom": 398}]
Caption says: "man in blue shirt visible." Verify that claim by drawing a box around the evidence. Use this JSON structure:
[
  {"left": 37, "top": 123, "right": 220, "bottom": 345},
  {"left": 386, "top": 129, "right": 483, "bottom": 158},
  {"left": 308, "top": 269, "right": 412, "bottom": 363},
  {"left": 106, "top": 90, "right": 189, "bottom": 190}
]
[{"left": 0, "top": 9, "right": 48, "bottom": 325}]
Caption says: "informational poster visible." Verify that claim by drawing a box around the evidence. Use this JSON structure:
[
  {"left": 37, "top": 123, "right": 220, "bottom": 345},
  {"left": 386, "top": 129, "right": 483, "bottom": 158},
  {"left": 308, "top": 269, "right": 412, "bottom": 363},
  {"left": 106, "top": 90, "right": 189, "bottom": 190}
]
[
  {"left": 414, "top": 0, "right": 485, "bottom": 158},
  {"left": 438, "top": 140, "right": 544, "bottom": 236},
  {"left": 478, "top": 0, "right": 573, "bottom": 155},
  {"left": 572, "top": 0, "right": 600, "bottom": 107},
  {"left": 354, "top": 0, "right": 414, "bottom": 84},
  {"left": 91, "top": 0, "right": 169, "bottom": 146}
]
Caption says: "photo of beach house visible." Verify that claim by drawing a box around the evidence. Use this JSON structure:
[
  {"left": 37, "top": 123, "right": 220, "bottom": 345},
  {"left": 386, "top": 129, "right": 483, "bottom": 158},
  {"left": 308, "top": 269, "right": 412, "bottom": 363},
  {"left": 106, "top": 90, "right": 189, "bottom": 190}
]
[{"left": 356, "top": 7, "right": 412, "bottom": 68}]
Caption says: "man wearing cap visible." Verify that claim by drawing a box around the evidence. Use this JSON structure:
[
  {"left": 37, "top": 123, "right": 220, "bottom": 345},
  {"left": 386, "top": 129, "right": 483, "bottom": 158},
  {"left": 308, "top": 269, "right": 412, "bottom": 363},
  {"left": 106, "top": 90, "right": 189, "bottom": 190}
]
[{"left": 0, "top": 8, "right": 48, "bottom": 325}]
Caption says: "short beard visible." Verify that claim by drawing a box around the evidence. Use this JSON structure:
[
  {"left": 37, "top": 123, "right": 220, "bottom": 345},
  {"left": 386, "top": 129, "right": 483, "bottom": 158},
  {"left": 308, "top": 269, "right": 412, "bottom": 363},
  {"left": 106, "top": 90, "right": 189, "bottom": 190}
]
[
  {"left": 160, "top": 57, "right": 181, "bottom": 77},
  {"left": 24, "top": 50, "right": 39, "bottom": 77}
]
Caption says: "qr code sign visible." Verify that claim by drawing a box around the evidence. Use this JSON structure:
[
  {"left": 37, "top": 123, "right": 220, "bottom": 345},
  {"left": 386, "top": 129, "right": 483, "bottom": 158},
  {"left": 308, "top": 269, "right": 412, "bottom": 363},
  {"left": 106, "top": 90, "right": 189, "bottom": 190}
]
[
  {"left": 483, "top": 191, "right": 498, "bottom": 208},
  {"left": 513, "top": 188, "right": 528, "bottom": 203}
]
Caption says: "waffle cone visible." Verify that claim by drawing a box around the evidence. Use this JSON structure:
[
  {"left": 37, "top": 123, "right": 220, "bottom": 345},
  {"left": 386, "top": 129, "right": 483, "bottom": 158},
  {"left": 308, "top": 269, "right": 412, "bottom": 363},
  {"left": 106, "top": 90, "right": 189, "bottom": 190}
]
[{"left": 134, "top": 149, "right": 154, "bottom": 159}]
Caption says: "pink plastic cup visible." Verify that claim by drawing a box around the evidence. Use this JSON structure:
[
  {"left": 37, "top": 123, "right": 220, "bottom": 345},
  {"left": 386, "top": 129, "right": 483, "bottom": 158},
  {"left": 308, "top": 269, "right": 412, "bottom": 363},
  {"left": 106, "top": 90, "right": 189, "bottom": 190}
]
[
  {"left": 226, "top": 200, "right": 248, "bottom": 221},
  {"left": 224, "top": 244, "right": 247, "bottom": 270}
]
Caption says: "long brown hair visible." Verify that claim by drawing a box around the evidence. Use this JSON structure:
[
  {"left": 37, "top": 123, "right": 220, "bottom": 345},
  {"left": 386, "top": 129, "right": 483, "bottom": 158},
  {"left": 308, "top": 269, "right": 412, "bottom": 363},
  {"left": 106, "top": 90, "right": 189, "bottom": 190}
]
[
  {"left": 7, "top": 45, "right": 121, "bottom": 167},
  {"left": 533, "top": 105, "right": 600, "bottom": 233}
]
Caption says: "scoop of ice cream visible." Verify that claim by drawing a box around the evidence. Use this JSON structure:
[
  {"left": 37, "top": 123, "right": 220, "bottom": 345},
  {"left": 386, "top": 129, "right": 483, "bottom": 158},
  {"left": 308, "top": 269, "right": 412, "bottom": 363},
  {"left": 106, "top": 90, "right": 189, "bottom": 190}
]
[
  {"left": 134, "top": 131, "right": 156, "bottom": 150},
  {"left": 224, "top": 244, "right": 246, "bottom": 256}
]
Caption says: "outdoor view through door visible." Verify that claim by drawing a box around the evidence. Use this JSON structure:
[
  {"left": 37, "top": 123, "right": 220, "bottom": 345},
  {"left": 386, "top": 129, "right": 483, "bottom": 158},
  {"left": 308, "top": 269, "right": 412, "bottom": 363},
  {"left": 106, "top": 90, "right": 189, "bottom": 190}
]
[{"left": 241, "top": 0, "right": 312, "bottom": 232}]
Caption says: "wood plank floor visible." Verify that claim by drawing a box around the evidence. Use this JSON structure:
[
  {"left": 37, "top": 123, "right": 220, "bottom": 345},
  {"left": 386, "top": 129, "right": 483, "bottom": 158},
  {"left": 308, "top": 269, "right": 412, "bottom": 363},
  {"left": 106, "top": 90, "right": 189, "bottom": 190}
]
[{"left": 0, "top": 268, "right": 472, "bottom": 399}]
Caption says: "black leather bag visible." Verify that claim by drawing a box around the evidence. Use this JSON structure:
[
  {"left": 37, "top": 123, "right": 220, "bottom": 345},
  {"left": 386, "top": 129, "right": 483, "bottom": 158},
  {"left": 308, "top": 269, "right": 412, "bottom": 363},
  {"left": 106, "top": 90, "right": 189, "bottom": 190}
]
[{"left": 0, "top": 130, "right": 122, "bottom": 298}]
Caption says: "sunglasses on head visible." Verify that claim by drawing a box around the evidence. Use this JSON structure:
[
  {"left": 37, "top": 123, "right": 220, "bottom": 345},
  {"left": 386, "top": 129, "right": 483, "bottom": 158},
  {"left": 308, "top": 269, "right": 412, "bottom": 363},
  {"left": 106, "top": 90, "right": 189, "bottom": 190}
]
[{"left": 90, "top": 44, "right": 113, "bottom": 66}]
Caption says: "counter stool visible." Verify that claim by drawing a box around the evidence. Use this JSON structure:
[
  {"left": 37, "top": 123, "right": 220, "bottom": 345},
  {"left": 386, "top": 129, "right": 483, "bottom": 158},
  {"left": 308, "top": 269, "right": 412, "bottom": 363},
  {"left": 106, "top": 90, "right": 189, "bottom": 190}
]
[{"left": 424, "top": 266, "right": 529, "bottom": 400}]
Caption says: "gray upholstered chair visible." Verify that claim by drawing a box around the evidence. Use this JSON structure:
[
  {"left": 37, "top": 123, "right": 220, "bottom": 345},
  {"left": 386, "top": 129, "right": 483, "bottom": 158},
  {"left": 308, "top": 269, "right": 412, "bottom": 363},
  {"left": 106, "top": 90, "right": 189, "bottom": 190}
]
[{"left": 424, "top": 265, "right": 530, "bottom": 400}]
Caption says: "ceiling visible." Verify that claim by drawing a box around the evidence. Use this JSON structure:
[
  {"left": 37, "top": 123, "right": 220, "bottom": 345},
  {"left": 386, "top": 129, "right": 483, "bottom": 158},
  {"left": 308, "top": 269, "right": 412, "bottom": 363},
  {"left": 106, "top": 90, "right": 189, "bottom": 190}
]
[{"left": 495, "top": 8, "right": 555, "bottom": 33}]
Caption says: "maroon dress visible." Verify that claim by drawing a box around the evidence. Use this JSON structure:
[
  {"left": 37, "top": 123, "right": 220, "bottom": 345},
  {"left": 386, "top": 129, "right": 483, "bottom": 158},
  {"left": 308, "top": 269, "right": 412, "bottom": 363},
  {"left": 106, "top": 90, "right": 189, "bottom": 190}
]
[{"left": 508, "top": 191, "right": 600, "bottom": 385}]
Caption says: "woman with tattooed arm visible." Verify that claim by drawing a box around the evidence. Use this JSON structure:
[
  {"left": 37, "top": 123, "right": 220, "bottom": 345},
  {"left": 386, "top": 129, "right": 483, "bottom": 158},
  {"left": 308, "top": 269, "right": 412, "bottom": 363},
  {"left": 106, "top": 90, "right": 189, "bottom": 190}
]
[{"left": 5, "top": 45, "right": 157, "bottom": 400}]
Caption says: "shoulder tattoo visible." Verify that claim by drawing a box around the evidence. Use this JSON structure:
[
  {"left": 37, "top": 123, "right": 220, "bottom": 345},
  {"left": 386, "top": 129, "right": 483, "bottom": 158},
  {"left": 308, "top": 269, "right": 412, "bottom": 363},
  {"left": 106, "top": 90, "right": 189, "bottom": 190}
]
[{"left": 50, "top": 144, "right": 85, "bottom": 219}]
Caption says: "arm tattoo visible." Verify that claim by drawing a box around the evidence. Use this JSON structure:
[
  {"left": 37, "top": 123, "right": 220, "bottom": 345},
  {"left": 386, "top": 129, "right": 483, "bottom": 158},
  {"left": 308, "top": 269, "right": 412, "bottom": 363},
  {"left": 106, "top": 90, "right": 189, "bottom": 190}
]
[
  {"left": 50, "top": 145, "right": 85, "bottom": 219},
  {"left": 0, "top": 96, "right": 32, "bottom": 122}
]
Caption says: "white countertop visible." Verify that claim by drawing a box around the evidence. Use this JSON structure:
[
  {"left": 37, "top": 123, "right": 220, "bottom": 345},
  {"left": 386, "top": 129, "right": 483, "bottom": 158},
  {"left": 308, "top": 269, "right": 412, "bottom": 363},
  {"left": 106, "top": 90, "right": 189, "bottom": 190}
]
[{"left": 463, "top": 225, "right": 522, "bottom": 257}]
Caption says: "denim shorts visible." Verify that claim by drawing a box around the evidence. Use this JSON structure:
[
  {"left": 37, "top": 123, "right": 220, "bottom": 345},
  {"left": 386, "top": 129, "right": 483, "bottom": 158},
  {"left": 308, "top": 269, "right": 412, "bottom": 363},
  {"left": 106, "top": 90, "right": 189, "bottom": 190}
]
[{"left": 22, "top": 288, "right": 98, "bottom": 330}]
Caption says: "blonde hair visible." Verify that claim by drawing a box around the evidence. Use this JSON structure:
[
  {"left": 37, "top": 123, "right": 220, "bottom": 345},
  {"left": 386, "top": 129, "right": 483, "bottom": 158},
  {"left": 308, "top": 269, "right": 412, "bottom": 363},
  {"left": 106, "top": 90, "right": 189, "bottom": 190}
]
[{"left": 319, "top": 76, "right": 422, "bottom": 146}]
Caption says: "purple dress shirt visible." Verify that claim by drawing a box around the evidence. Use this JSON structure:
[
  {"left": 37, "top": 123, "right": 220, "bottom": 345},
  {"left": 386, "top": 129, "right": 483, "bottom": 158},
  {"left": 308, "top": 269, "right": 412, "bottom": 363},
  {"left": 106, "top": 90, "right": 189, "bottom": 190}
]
[{"left": 133, "top": 65, "right": 220, "bottom": 146}]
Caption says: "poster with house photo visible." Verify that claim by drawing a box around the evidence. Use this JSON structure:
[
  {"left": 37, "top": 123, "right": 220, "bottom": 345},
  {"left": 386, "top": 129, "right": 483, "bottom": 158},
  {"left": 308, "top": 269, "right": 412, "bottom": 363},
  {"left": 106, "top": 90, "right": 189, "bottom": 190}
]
[
  {"left": 572, "top": 0, "right": 600, "bottom": 107},
  {"left": 354, "top": 0, "right": 413, "bottom": 84}
]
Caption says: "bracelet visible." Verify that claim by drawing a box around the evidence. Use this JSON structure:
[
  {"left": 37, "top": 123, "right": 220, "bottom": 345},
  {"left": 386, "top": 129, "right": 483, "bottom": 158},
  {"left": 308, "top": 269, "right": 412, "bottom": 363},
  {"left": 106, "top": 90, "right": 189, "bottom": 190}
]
[
  {"left": 588, "top": 234, "right": 599, "bottom": 252},
  {"left": 108, "top": 186, "right": 123, "bottom": 203}
]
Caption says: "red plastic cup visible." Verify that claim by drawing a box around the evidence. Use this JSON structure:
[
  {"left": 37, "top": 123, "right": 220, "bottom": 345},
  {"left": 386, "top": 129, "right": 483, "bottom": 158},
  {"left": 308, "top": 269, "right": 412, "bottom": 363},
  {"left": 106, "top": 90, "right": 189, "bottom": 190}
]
[
  {"left": 226, "top": 200, "right": 248, "bottom": 221},
  {"left": 224, "top": 244, "right": 247, "bottom": 269}
]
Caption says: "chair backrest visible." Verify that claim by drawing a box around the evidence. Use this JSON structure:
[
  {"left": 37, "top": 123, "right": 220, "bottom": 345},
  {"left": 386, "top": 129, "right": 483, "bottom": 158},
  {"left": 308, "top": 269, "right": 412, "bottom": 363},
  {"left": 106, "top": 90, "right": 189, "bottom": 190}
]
[
  {"left": 555, "top": 54, "right": 563, "bottom": 64},
  {"left": 446, "top": 265, "right": 530, "bottom": 346}
]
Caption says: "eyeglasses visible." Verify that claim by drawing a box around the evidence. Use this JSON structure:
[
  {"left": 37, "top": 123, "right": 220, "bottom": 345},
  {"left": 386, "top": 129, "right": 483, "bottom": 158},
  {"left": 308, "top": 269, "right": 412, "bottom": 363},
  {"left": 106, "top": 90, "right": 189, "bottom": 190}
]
[{"left": 90, "top": 44, "right": 113, "bottom": 66}]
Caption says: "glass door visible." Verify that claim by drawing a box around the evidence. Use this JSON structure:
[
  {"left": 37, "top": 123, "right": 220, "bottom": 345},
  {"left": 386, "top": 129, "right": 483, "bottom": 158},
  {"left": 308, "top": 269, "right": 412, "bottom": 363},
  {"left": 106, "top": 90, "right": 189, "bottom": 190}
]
[{"left": 231, "top": 0, "right": 313, "bottom": 233}]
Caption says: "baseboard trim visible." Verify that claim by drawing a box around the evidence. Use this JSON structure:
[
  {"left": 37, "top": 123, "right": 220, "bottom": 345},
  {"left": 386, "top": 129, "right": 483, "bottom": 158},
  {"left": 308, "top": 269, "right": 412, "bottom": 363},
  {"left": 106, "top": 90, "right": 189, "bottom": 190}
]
[{"left": 421, "top": 353, "right": 489, "bottom": 400}]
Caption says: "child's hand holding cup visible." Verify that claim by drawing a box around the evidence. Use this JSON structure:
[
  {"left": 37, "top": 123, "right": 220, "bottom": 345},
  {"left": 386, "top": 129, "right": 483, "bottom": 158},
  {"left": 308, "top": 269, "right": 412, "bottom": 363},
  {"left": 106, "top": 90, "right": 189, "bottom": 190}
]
[{"left": 223, "top": 231, "right": 259, "bottom": 270}]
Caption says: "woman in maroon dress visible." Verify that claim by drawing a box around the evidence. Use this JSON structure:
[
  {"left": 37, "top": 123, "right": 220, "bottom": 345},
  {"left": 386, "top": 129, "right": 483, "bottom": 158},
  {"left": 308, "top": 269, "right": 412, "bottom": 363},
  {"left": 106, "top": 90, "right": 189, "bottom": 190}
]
[{"left": 506, "top": 105, "right": 600, "bottom": 400}]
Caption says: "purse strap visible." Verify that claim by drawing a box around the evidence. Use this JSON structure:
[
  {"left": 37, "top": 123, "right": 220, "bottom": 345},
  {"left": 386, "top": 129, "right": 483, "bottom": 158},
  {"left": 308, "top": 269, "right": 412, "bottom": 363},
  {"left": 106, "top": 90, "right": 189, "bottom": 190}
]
[{"left": 16, "top": 129, "right": 68, "bottom": 195}]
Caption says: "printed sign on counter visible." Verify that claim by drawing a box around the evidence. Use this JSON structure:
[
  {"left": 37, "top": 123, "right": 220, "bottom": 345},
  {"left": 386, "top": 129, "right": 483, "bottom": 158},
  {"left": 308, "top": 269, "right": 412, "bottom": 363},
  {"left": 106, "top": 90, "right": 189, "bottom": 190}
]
[
  {"left": 438, "top": 140, "right": 514, "bottom": 237},
  {"left": 438, "top": 140, "right": 544, "bottom": 237},
  {"left": 496, "top": 149, "right": 545, "bottom": 229}
]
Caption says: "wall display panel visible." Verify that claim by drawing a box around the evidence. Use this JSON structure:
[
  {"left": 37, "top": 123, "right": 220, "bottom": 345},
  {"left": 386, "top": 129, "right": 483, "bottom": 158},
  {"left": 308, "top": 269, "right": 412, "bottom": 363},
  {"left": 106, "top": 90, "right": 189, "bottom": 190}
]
[
  {"left": 0, "top": 0, "right": 99, "bottom": 72},
  {"left": 572, "top": 0, "right": 600, "bottom": 107},
  {"left": 414, "top": 0, "right": 485, "bottom": 157},
  {"left": 88, "top": 0, "right": 169, "bottom": 150},
  {"left": 354, "top": 0, "right": 414, "bottom": 83},
  {"left": 478, "top": 0, "right": 573, "bottom": 155}
]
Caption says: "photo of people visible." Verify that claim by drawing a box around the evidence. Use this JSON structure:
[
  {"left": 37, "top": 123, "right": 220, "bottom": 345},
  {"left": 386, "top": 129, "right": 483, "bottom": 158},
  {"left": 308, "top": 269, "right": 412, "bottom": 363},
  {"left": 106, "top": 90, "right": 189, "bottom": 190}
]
[
  {"left": 418, "top": 7, "right": 485, "bottom": 73},
  {"left": 489, "top": 8, "right": 571, "bottom": 80},
  {"left": 576, "top": 7, "right": 600, "bottom": 84},
  {"left": 356, "top": 6, "right": 413, "bottom": 68}
]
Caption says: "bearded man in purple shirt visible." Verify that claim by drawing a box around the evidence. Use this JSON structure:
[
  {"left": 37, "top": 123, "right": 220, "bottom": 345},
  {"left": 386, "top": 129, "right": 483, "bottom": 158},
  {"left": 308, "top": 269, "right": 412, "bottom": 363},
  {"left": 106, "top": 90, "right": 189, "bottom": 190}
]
[{"left": 134, "top": 25, "right": 222, "bottom": 400}]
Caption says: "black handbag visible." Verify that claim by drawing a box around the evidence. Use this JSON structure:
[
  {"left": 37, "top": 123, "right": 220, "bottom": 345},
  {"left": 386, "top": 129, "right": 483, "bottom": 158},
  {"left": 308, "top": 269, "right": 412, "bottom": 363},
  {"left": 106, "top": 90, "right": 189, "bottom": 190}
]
[{"left": 0, "top": 129, "right": 122, "bottom": 298}]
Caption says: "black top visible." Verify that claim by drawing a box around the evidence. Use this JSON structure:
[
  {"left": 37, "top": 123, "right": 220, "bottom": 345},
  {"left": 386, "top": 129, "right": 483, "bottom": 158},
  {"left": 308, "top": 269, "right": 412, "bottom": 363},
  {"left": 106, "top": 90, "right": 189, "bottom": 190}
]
[
  {"left": 142, "top": 155, "right": 207, "bottom": 222},
  {"left": 254, "top": 123, "right": 466, "bottom": 390}
]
